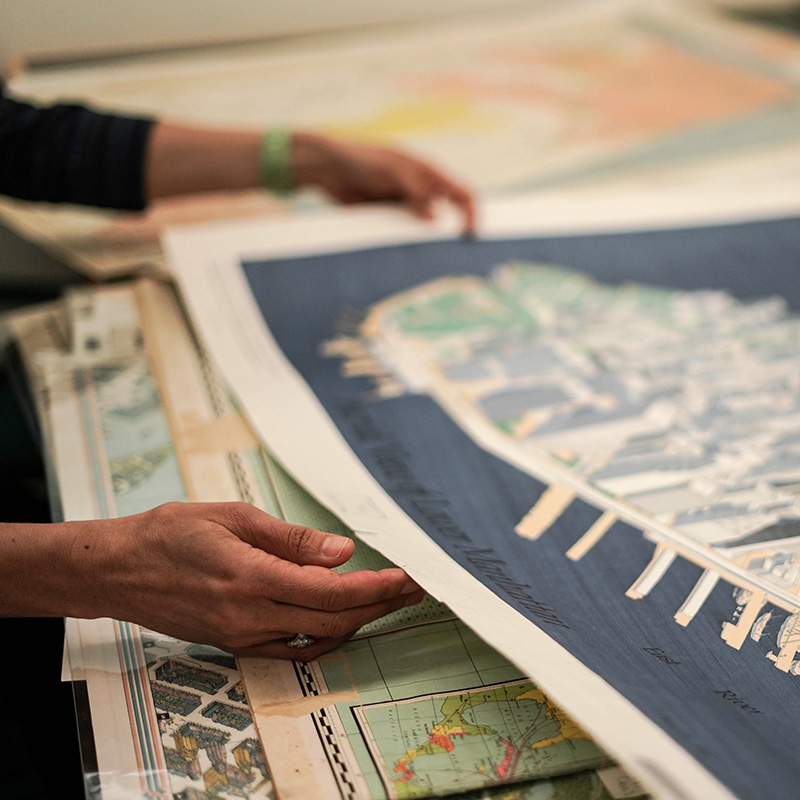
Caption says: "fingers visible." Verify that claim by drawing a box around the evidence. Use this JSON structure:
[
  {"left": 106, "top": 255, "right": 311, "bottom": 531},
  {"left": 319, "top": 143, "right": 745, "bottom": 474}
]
[
  {"left": 272, "top": 587, "right": 426, "bottom": 639},
  {"left": 204, "top": 500, "right": 423, "bottom": 604},
  {"left": 443, "top": 181, "right": 477, "bottom": 237},
  {"left": 227, "top": 587, "right": 426, "bottom": 660},
  {"left": 292, "top": 133, "right": 477, "bottom": 234},
  {"left": 270, "top": 562, "right": 421, "bottom": 611},
  {"left": 155, "top": 500, "right": 423, "bottom": 603},
  {"left": 395, "top": 157, "right": 477, "bottom": 237},
  {"left": 209, "top": 585, "right": 425, "bottom": 657},
  {"left": 136, "top": 502, "right": 429, "bottom": 662},
  {"left": 264, "top": 523, "right": 355, "bottom": 567}
]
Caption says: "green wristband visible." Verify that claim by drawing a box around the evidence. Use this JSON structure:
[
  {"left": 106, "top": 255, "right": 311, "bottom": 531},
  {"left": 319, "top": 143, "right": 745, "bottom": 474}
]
[{"left": 259, "top": 128, "right": 293, "bottom": 195}]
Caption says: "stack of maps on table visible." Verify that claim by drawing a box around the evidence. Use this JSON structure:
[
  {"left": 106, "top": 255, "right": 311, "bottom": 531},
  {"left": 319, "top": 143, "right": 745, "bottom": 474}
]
[
  {"left": 4, "top": 276, "right": 644, "bottom": 800},
  {"left": 11, "top": 184, "right": 800, "bottom": 800},
  {"left": 7, "top": 1, "right": 800, "bottom": 798}
]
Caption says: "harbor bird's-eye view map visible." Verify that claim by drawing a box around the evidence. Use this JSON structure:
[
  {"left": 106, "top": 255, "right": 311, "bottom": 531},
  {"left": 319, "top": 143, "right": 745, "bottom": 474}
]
[
  {"left": 324, "top": 261, "right": 800, "bottom": 672},
  {"left": 186, "top": 213, "right": 800, "bottom": 800}
]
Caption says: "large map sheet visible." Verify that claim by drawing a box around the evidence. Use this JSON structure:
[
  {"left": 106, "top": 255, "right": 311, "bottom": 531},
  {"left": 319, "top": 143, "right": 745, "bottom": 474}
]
[{"left": 166, "top": 191, "right": 800, "bottom": 800}]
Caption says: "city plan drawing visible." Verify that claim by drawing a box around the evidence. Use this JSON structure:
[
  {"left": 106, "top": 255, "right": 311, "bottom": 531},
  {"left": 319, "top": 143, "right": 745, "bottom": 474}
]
[{"left": 169, "top": 199, "right": 800, "bottom": 800}]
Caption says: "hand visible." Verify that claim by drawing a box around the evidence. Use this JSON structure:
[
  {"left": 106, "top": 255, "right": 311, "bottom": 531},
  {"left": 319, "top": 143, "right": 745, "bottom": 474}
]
[
  {"left": 63, "top": 502, "right": 424, "bottom": 660},
  {"left": 293, "top": 132, "right": 477, "bottom": 236}
]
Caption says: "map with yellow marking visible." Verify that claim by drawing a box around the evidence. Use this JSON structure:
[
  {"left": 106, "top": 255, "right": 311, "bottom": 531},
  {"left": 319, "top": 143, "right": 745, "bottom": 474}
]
[{"left": 354, "top": 680, "right": 607, "bottom": 798}]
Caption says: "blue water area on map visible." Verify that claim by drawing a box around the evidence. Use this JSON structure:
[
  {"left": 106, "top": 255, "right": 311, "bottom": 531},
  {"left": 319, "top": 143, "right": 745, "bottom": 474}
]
[{"left": 244, "top": 215, "right": 800, "bottom": 799}]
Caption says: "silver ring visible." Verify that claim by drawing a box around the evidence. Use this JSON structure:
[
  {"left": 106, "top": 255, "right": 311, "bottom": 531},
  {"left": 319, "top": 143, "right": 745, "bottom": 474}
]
[{"left": 285, "top": 633, "right": 315, "bottom": 649}]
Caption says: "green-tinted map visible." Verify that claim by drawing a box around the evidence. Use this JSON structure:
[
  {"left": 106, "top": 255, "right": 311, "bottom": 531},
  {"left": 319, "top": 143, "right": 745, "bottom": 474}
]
[{"left": 87, "top": 362, "right": 187, "bottom": 517}]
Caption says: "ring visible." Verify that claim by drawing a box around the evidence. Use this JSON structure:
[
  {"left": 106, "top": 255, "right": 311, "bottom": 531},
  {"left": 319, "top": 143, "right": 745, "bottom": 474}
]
[{"left": 285, "top": 633, "right": 315, "bottom": 649}]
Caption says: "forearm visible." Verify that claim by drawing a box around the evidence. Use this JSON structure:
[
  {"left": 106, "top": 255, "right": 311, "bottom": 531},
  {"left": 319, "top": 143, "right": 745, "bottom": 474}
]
[
  {"left": 144, "top": 122, "right": 262, "bottom": 200},
  {"left": 1, "top": 78, "right": 475, "bottom": 230},
  {"left": 0, "top": 520, "right": 108, "bottom": 619},
  {"left": 143, "top": 124, "right": 329, "bottom": 200}
]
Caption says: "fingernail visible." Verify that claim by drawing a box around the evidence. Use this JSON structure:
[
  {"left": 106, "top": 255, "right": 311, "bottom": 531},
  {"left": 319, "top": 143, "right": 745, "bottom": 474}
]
[
  {"left": 322, "top": 536, "right": 346, "bottom": 558},
  {"left": 401, "top": 581, "right": 422, "bottom": 595}
]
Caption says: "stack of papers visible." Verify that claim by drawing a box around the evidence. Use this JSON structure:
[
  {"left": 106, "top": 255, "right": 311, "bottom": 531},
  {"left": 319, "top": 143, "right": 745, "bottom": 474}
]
[{"left": 3, "top": 277, "right": 643, "bottom": 799}]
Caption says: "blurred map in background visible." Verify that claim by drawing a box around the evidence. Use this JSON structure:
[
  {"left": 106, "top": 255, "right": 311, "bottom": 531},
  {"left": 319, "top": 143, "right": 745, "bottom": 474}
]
[{"left": 6, "top": 0, "right": 800, "bottom": 278}]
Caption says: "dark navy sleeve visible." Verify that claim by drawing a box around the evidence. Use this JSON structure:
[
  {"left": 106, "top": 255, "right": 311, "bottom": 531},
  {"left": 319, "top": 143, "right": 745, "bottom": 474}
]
[{"left": 0, "top": 81, "right": 156, "bottom": 210}]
